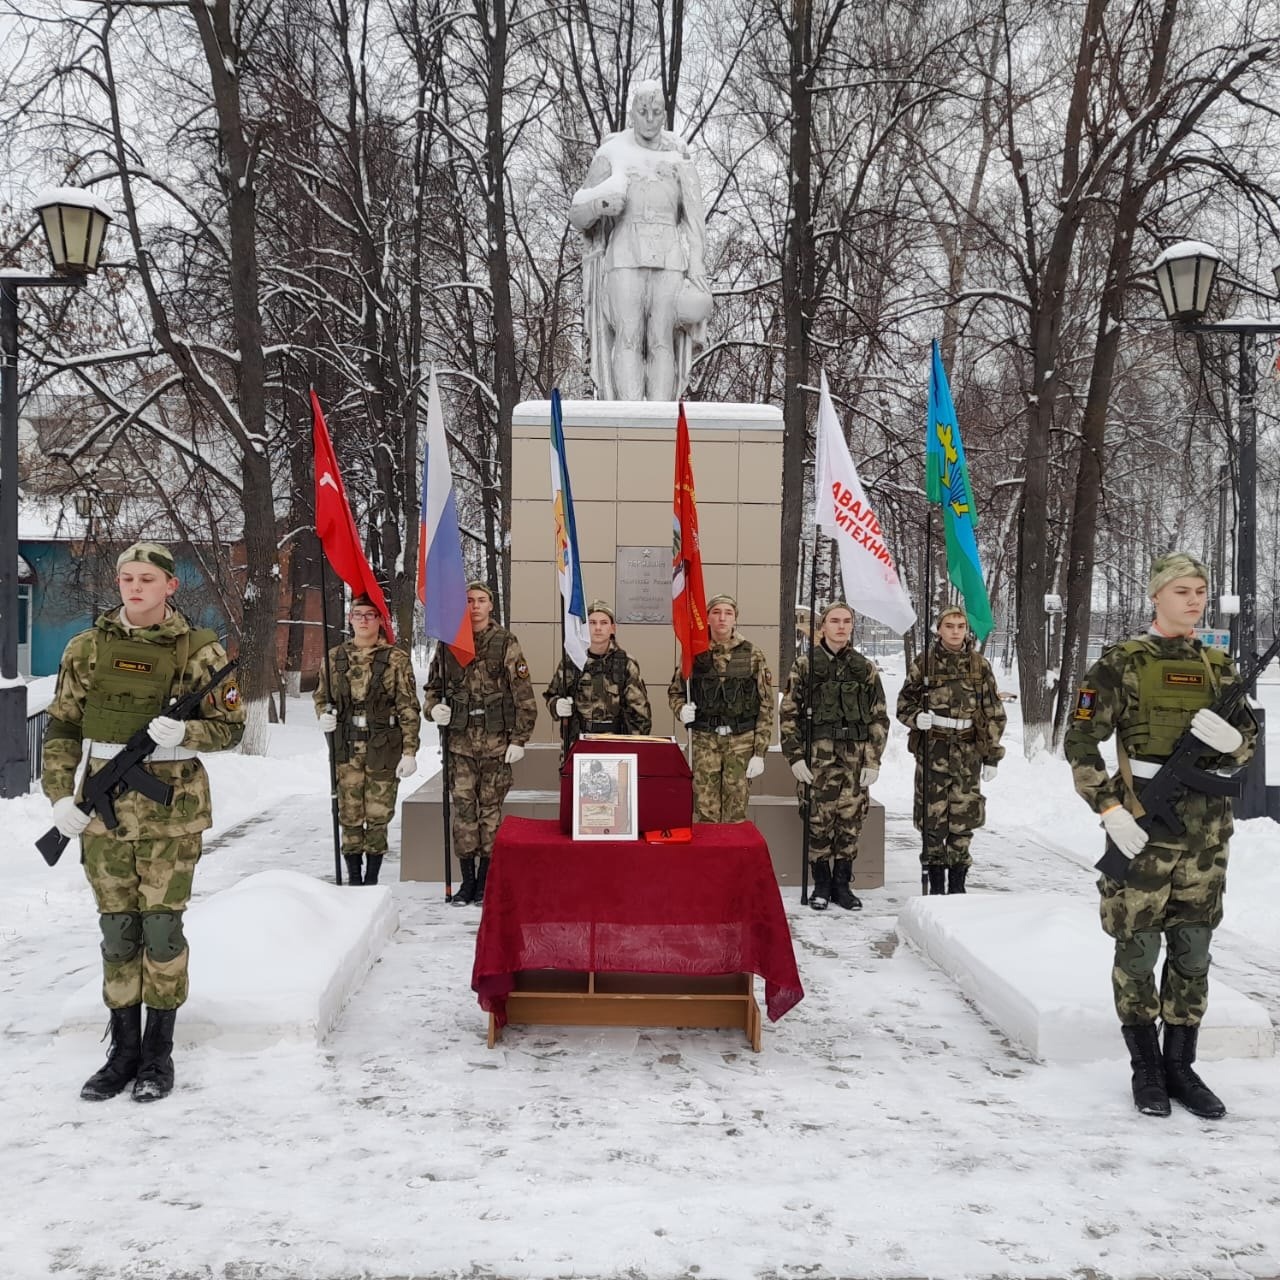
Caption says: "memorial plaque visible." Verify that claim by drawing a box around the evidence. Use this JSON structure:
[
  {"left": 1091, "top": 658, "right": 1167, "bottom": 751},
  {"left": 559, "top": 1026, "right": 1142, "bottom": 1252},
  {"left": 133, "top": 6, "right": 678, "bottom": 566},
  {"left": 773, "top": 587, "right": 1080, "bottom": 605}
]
[{"left": 615, "top": 546, "right": 670, "bottom": 623}]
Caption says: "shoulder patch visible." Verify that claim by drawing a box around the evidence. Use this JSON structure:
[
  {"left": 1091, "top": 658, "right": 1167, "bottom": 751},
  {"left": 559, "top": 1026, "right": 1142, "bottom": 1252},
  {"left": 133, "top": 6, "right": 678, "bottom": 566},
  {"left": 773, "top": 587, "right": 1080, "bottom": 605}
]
[
  {"left": 514, "top": 659, "right": 530, "bottom": 680},
  {"left": 221, "top": 678, "right": 241, "bottom": 708},
  {"left": 1073, "top": 687, "right": 1096, "bottom": 720}
]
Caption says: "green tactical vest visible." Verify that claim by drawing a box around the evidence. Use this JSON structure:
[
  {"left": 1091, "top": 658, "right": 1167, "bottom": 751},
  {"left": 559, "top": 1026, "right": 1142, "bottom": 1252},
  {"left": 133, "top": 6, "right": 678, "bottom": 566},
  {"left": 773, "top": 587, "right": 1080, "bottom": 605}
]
[
  {"left": 441, "top": 628, "right": 516, "bottom": 733},
  {"left": 569, "top": 647, "right": 631, "bottom": 734},
  {"left": 332, "top": 644, "right": 402, "bottom": 770},
  {"left": 1116, "top": 639, "right": 1227, "bottom": 759},
  {"left": 809, "top": 645, "right": 875, "bottom": 741},
  {"left": 690, "top": 643, "right": 759, "bottom": 732},
  {"left": 81, "top": 626, "right": 218, "bottom": 743}
]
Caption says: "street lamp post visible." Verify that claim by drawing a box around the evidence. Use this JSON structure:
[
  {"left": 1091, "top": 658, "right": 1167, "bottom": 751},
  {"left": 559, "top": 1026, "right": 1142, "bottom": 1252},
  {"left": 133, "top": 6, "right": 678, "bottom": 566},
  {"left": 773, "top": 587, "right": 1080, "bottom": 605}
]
[
  {"left": 1, "top": 189, "right": 111, "bottom": 797},
  {"left": 1150, "top": 241, "right": 1280, "bottom": 821}
]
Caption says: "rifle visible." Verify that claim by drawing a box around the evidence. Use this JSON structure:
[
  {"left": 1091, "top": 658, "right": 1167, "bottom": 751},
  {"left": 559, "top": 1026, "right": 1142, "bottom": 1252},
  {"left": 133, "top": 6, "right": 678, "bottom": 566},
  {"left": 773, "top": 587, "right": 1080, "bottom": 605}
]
[
  {"left": 1096, "top": 634, "right": 1280, "bottom": 882},
  {"left": 36, "top": 658, "right": 239, "bottom": 867}
]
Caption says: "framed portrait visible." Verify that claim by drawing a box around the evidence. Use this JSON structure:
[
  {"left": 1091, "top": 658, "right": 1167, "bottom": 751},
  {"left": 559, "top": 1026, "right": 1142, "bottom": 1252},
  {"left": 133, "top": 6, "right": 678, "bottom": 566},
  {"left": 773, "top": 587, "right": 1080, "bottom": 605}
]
[{"left": 571, "top": 752, "right": 638, "bottom": 841}]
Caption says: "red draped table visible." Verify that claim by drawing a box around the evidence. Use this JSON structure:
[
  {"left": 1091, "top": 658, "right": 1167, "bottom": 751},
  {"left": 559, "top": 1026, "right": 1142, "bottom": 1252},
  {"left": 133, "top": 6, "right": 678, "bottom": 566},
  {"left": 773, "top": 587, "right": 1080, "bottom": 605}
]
[{"left": 472, "top": 816, "right": 804, "bottom": 1050}]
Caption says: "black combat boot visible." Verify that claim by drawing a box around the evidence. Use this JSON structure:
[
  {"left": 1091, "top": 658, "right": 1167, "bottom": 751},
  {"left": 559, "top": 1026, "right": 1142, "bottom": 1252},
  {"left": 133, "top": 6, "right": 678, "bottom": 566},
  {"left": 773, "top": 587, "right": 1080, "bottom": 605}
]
[
  {"left": 363, "top": 854, "right": 384, "bottom": 886},
  {"left": 832, "top": 860, "right": 862, "bottom": 911},
  {"left": 1163, "top": 1023, "right": 1226, "bottom": 1119},
  {"left": 473, "top": 857, "right": 490, "bottom": 906},
  {"left": 80, "top": 1004, "right": 143, "bottom": 1101},
  {"left": 926, "top": 865, "right": 947, "bottom": 896},
  {"left": 344, "top": 854, "right": 364, "bottom": 886},
  {"left": 1121, "top": 1024, "right": 1172, "bottom": 1117},
  {"left": 133, "top": 1007, "right": 178, "bottom": 1103},
  {"left": 947, "top": 865, "right": 968, "bottom": 895},
  {"left": 808, "top": 860, "right": 832, "bottom": 910},
  {"left": 453, "top": 857, "right": 477, "bottom": 906}
]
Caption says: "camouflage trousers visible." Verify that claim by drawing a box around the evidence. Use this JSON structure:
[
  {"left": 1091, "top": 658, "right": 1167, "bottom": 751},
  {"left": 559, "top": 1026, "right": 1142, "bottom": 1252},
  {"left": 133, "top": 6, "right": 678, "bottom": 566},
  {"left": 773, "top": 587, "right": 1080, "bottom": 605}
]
[
  {"left": 796, "top": 738, "right": 870, "bottom": 864},
  {"left": 83, "top": 832, "right": 202, "bottom": 1010},
  {"left": 691, "top": 730, "right": 755, "bottom": 823},
  {"left": 448, "top": 750, "right": 512, "bottom": 858},
  {"left": 337, "top": 743, "right": 400, "bottom": 854},
  {"left": 1099, "top": 840, "right": 1228, "bottom": 1027},
  {"left": 913, "top": 734, "right": 985, "bottom": 867}
]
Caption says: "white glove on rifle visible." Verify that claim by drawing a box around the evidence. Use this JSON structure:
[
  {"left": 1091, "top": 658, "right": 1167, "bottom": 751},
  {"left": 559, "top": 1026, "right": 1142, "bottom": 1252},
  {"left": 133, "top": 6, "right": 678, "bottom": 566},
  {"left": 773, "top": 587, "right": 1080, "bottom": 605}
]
[
  {"left": 981, "top": 764, "right": 998, "bottom": 783},
  {"left": 1189, "top": 708, "right": 1243, "bottom": 754},
  {"left": 1101, "top": 805, "right": 1149, "bottom": 859},
  {"left": 52, "top": 795, "right": 92, "bottom": 838},
  {"left": 791, "top": 759, "right": 814, "bottom": 785},
  {"left": 678, "top": 703, "right": 697, "bottom": 726},
  {"left": 147, "top": 715, "right": 186, "bottom": 748},
  {"left": 859, "top": 766, "right": 879, "bottom": 788},
  {"left": 316, "top": 709, "right": 337, "bottom": 734},
  {"left": 395, "top": 755, "right": 418, "bottom": 780},
  {"left": 745, "top": 756, "right": 765, "bottom": 780},
  {"left": 555, "top": 697, "right": 574, "bottom": 718},
  {"left": 504, "top": 743, "right": 525, "bottom": 765},
  {"left": 915, "top": 711, "right": 935, "bottom": 731},
  {"left": 430, "top": 704, "right": 452, "bottom": 726}
]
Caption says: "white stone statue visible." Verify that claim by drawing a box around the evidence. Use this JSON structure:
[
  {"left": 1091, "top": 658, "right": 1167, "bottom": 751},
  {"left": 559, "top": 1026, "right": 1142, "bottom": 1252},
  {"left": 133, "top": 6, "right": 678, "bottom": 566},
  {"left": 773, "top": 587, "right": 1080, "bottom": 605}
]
[{"left": 569, "top": 81, "right": 712, "bottom": 401}]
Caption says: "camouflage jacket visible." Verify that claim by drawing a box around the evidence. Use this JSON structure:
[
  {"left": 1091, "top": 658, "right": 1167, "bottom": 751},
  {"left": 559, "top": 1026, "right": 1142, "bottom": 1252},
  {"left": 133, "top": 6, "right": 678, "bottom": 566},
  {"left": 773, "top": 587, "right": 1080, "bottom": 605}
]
[
  {"left": 544, "top": 642, "right": 651, "bottom": 745},
  {"left": 422, "top": 623, "right": 538, "bottom": 758},
  {"left": 668, "top": 636, "right": 775, "bottom": 757},
  {"left": 780, "top": 643, "right": 889, "bottom": 765},
  {"left": 1064, "top": 632, "right": 1257, "bottom": 820},
  {"left": 42, "top": 607, "right": 244, "bottom": 838},
  {"left": 314, "top": 640, "right": 421, "bottom": 763},
  {"left": 896, "top": 641, "right": 1007, "bottom": 764}
]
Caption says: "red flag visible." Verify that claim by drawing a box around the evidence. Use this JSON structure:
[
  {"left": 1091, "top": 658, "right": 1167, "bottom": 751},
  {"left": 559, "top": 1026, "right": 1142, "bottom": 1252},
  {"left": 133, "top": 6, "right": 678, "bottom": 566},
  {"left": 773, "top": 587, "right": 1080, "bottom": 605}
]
[
  {"left": 311, "top": 390, "right": 394, "bottom": 640},
  {"left": 672, "top": 402, "right": 709, "bottom": 678}
]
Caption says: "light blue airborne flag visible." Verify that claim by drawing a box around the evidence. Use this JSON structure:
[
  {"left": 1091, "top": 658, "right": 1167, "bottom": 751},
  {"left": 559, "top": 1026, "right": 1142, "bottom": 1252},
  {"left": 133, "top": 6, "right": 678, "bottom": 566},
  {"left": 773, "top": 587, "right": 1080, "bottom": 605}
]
[{"left": 925, "top": 340, "right": 994, "bottom": 641}]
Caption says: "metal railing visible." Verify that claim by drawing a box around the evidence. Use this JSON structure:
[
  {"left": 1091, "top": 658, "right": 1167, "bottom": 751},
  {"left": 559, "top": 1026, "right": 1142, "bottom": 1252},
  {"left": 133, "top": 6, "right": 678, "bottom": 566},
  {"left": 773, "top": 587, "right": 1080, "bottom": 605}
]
[{"left": 27, "top": 707, "right": 46, "bottom": 790}]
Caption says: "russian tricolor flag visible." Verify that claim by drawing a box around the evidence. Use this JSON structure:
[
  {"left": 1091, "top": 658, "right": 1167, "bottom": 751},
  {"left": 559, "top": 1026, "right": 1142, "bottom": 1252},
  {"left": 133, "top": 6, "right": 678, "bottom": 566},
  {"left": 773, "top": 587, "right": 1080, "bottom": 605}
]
[{"left": 417, "top": 370, "right": 474, "bottom": 666}]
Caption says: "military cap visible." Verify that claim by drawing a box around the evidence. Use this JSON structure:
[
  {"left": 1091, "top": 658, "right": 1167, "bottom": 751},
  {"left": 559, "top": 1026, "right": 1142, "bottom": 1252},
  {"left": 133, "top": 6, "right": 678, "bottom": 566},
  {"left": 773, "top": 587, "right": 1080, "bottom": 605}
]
[
  {"left": 936, "top": 605, "right": 968, "bottom": 627},
  {"left": 587, "top": 599, "right": 615, "bottom": 621},
  {"left": 1148, "top": 552, "right": 1209, "bottom": 597},
  {"left": 116, "top": 542, "right": 177, "bottom": 577},
  {"left": 819, "top": 600, "right": 854, "bottom": 625},
  {"left": 466, "top": 580, "right": 495, "bottom": 601},
  {"left": 707, "top": 593, "right": 738, "bottom": 612},
  {"left": 349, "top": 594, "right": 377, "bottom": 610}
]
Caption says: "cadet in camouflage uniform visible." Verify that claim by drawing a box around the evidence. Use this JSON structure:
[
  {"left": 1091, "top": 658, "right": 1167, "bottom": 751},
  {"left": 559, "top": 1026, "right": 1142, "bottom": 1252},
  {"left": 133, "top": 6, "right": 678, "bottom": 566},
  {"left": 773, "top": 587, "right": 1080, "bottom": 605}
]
[
  {"left": 42, "top": 543, "right": 244, "bottom": 1103},
  {"left": 545, "top": 599, "right": 651, "bottom": 761},
  {"left": 780, "top": 602, "right": 889, "bottom": 911},
  {"left": 423, "top": 581, "right": 538, "bottom": 905},
  {"left": 1064, "top": 553, "right": 1257, "bottom": 1120},
  {"left": 896, "top": 606, "right": 1007, "bottom": 896},
  {"left": 314, "top": 594, "right": 421, "bottom": 886},
  {"left": 668, "top": 594, "right": 774, "bottom": 823}
]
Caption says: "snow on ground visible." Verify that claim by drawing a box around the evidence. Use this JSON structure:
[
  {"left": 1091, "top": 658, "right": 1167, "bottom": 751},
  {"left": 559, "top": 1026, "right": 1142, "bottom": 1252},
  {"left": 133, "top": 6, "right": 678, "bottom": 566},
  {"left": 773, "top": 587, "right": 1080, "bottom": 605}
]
[{"left": 4, "top": 687, "right": 1280, "bottom": 1280}]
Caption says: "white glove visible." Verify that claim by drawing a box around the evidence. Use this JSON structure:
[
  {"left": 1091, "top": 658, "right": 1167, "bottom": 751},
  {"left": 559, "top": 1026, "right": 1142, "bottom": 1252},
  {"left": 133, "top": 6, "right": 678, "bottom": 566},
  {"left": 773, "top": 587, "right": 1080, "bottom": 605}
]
[
  {"left": 1101, "top": 806, "right": 1149, "bottom": 859},
  {"left": 915, "top": 711, "right": 935, "bottom": 731},
  {"left": 395, "top": 755, "right": 418, "bottom": 780},
  {"left": 859, "top": 766, "right": 879, "bottom": 788},
  {"left": 504, "top": 743, "right": 525, "bottom": 765},
  {"left": 52, "top": 795, "right": 92, "bottom": 838},
  {"left": 791, "top": 759, "right": 814, "bottom": 785},
  {"left": 745, "top": 756, "right": 765, "bottom": 780},
  {"left": 555, "top": 697, "right": 574, "bottom": 718},
  {"left": 678, "top": 703, "right": 697, "bottom": 726},
  {"left": 982, "top": 764, "right": 998, "bottom": 783},
  {"left": 430, "top": 704, "right": 452, "bottom": 726},
  {"left": 147, "top": 715, "right": 186, "bottom": 748},
  {"left": 1190, "top": 708, "right": 1243, "bottom": 754},
  {"left": 316, "top": 710, "right": 337, "bottom": 734}
]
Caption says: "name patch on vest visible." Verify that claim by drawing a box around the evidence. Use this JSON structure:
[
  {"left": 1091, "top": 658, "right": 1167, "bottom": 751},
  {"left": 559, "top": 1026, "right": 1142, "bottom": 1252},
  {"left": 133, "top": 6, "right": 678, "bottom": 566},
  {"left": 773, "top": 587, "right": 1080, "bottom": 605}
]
[
  {"left": 1163, "top": 671, "right": 1205, "bottom": 687},
  {"left": 1073, "top": 688, "right": 1096, "bottom": 720},
  {"left": 113, "top": 658, "right": 153, "bottom": 674}
]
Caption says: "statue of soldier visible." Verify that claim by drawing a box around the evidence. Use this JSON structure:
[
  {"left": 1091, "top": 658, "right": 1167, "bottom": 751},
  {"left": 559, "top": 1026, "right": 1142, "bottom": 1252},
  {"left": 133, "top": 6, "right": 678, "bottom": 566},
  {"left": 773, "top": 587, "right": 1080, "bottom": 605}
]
[
  {"left": 568, "top": 79, "right": 711, "bottom": 401},
  {"left": 780, "top": 602, "right": 888, "bottom": 911},
  {"left": 314, "top": 594, "right": 421, "bottom": 887},
  {"left": 896, "top": 606, "right": 1007, "bottom": 896},
  {"left": 544, "top": 599, "right": 652, "bottom": 761},
  {"left": 1064, "top": 553, "right": 1257, "bottom": 1120},
  {"left": 423, "top": 581, "right": 538, "bottom": 906},
  {"left": 668, "top": 593, "right": 774, "bottom": 823},
  {"left": 42, "top": 542, "right": 244, "bottom": 1103}
]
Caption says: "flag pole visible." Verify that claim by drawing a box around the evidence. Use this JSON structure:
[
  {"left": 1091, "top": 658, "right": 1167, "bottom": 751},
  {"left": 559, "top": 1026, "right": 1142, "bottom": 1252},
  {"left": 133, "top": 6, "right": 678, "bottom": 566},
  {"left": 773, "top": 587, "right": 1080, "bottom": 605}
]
[
  {"left": 920, "top": 506, "right": 934, "bottom": 896},
  {"left": 438, "top": 659, "right": 454, "bottom": 903},
  {"left": 800, "top": 529, "right": 820, "bottom": 907},
  {"left": 318, "top": 552, "right": 344, "bottom": 886}
]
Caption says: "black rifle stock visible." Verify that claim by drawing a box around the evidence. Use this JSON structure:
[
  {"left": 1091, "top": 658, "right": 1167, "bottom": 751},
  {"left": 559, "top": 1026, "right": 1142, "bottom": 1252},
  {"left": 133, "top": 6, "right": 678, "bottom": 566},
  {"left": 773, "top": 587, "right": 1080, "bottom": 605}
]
[
  {"left": 1096, "top": 636, "right": 1280, "bottom": 883},
  {"left": 36, "top": 658, "right": 239, "bottom": 867}
]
